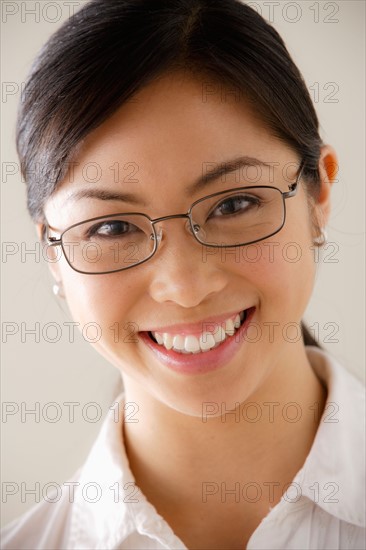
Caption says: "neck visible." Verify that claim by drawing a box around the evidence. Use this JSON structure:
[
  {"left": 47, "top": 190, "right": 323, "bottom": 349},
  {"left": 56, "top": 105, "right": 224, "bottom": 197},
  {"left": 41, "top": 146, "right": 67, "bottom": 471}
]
[{"left": 122, "top": 344, "right": 327, "bottom": 510}]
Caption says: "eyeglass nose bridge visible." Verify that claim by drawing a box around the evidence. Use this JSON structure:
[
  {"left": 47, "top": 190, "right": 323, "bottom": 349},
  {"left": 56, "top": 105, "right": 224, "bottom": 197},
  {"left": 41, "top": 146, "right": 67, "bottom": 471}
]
[{"left": 149, "top": 213, "right": 199, "bottom": 243}]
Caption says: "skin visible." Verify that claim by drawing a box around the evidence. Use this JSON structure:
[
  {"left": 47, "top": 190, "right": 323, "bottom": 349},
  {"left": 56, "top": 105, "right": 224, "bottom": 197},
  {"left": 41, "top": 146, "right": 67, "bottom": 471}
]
[{"left": 39, "top": 71, "right": 338, "bottom": 549}]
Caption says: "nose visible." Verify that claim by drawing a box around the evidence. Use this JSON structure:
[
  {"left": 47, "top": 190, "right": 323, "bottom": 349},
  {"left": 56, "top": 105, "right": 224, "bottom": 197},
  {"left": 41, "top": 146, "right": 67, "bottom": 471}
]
[{"left": 147, "top": 218, "right": 228, "bottom": 308}]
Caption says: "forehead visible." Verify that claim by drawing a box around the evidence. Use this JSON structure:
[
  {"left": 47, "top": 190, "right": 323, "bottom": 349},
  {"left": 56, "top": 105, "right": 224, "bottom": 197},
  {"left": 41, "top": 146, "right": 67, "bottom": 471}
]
[
  {"left": 67, "top": 71, "right": 290, "bottom": 176},
  {"left": 44, "top": 71, "right": 298, "bottom": 226}
]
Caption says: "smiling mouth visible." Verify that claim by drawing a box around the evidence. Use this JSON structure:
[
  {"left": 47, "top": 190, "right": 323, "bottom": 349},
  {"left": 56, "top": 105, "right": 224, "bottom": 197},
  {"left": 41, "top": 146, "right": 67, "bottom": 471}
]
[{"left": 147, "top": 309, "right": 249, "bottom": 354}]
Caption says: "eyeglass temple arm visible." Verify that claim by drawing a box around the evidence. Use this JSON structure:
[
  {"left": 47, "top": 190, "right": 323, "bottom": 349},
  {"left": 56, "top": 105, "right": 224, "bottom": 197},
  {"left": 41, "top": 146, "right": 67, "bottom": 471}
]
[
  {"left": 43, "top": 223, "right": 62, "bottom": 246},
  {"left": 283, "top": 160, "right": 306, "bottom": 199},
  {"left": 47, "top": 236, "right": 62, "bottom": 246}
]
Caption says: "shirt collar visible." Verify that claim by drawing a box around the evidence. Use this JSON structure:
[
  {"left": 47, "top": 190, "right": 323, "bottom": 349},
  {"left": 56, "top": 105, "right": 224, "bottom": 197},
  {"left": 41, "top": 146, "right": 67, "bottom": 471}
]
[
  {"left": 68, "top": 386, "right": 184, "bottom": 549},
  {"left": 295, "top": 346, "right": 365, "bottom": 527}
]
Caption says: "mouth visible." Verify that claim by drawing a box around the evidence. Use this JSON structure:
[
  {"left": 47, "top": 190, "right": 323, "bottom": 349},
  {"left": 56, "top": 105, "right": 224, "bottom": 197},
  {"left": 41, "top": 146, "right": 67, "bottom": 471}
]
[
  {"left": 147, "top": 309, "right": 249, "bottom": 354},
  {"left": 139, "top": 307, "right": 256, "bottom": 374}
]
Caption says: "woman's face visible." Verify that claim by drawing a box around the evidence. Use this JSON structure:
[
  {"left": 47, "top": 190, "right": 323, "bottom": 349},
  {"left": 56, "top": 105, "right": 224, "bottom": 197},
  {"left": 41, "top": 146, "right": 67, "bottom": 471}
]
[{"left": 43, "top": 72, "right": 333, "bottom": 416}]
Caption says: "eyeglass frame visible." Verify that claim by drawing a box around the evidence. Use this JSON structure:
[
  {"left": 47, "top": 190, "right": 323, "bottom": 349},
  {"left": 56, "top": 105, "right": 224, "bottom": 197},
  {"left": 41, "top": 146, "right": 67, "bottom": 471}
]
[{"left": 45, "top": 159, "right": 306, "bottom": 275}]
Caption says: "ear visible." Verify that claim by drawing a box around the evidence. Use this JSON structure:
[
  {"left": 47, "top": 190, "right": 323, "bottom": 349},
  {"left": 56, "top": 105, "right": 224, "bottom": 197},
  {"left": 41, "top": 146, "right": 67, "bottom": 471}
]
[
  {"left": 313, "top": 144, "right": 338, "bottom": 227},
  {"left": 35, "top": 222, "right": 63, "bottom": 284}
]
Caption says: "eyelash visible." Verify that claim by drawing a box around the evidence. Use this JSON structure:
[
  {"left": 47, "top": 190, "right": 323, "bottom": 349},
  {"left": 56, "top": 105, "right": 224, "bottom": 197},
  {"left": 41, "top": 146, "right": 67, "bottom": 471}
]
[{"left": 86, "top": 220, "right": 135, "bottom": 238}]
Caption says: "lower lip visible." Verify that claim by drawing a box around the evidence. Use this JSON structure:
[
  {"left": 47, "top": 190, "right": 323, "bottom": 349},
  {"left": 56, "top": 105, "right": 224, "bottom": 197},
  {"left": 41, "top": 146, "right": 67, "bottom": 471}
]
[{"left": 139, "top": 307, "right": 256, "bottom": 375}]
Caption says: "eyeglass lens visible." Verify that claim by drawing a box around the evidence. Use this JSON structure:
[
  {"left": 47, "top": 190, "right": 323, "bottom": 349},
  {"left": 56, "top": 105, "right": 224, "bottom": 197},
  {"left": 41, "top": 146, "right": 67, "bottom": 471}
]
[{"left": 60, "top": 187, "right": 285, "bottom": 273}]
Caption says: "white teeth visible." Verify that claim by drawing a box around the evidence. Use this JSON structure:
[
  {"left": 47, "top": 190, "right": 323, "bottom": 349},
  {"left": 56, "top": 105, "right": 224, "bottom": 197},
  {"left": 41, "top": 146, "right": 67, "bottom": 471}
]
[
  {"left": 199, "top": 332, "right": 216, "bottom": 351},
  {"left": 155, "top": 332, "right": 164, "bottom": 345},
  {"left": 172, "top": 334, "right": 185, "bottom": 351},
  {"left": 151, "top": 310, "right": 247, "bottom": 354},
  {"left": 163, "top": 333, "right": 174, "bottom": 350},
  {"left": 184, "top": 335, "right": 201, "bottom": 353},
  {"left": 213, "top": 326, "right": 227, "bottom": 344},
  {"left": 224, "top": 318, "right": 235, "bottom": 336}
]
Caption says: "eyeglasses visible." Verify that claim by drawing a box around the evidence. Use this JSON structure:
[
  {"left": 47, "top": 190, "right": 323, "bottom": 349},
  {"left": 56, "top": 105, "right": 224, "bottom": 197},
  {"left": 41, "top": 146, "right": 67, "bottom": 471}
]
[{"left": 46, "top": 161, "right": 305, "bottom": 274}]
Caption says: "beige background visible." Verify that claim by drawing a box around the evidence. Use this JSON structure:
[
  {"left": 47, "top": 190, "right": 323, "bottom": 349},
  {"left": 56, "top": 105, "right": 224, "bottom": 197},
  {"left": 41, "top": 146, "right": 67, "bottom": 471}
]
[{"left": 1, "top": 0, "right": 365, "bottom": 526}]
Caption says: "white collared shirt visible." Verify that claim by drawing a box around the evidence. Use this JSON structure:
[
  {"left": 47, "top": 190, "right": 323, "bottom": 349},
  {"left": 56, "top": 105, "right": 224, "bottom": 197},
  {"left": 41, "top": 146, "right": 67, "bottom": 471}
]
[{"left": 1, "top": 347, "right": 365, "bottom": 549}]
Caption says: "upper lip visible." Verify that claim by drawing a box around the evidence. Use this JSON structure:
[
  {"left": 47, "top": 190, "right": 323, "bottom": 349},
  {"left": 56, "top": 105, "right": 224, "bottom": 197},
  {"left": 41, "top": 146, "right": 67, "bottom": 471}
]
[{"left": 141, "top": 308, "right": 252, "bottom": 335}]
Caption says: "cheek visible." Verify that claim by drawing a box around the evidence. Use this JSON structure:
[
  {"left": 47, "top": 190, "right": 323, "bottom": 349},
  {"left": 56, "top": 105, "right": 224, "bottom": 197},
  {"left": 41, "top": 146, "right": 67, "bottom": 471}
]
[
  {"left": 60, "top": 270, "right": 145, "bottom": 369},
  {"left": 228, "top": 236, "right": 316, "bottom": 322},
  {"left": 61, "top": 268, "right": 139, "bottom": 330},
  {"left": 250, "top": 197, "right": 317, "bottom": 320}
]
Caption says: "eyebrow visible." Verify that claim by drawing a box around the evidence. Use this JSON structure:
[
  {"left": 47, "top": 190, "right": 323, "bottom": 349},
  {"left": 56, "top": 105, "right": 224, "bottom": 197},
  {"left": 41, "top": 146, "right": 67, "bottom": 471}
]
[
  {"left": 66, "top": 188, "right": 148, "bottom": 207},
  {"left": 66, "top": 156, "right": 273, "bottom": 206},
  {"left": 187, "top": 155, "right": 273, "bottom": 194}
]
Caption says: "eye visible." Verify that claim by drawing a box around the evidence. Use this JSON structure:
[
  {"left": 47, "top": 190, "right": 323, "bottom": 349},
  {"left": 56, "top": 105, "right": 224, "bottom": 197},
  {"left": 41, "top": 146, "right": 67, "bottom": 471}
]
[
  {"left": 209, "top": 193, "right": 261, "bottom": 218},
  {"left": 86, "top": 220, "right": 137, "bottom": 238}
]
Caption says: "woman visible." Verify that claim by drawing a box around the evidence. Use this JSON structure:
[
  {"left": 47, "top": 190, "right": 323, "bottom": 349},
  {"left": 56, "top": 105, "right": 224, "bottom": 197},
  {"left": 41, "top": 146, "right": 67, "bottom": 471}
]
[{"left": 1, "top": 0, "right": 364, "bottom": 548}]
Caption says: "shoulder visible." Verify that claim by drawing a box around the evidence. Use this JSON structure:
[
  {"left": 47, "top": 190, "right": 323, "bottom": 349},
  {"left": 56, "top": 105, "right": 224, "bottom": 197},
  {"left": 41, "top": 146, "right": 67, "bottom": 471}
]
[
  {"left": 1, "top": 469, "right": 81, "bottom": 550},
  {"left": 248, "top": 348, "right": 366, "bottom": 550},
  {"left": 1, "top": 382, "right": 126, "bottom": 549},
  {"left": 303, "top": 347, "right": 365, "bottom": 526}
]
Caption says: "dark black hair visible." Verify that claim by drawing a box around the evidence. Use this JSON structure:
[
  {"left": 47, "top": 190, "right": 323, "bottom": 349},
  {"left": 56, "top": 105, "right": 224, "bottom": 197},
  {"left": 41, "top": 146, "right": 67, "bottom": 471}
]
[{"left": 17, "top": 0, "right": 323, "bottom": 347}]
